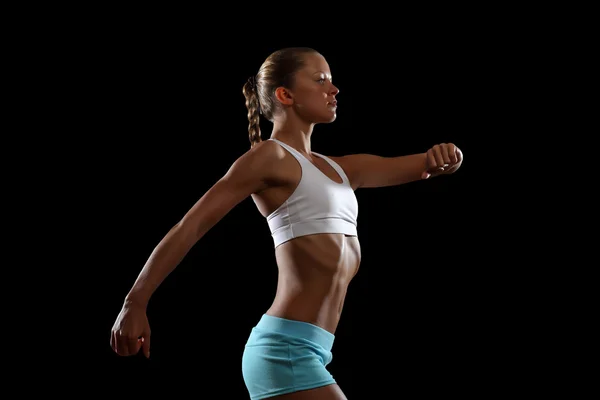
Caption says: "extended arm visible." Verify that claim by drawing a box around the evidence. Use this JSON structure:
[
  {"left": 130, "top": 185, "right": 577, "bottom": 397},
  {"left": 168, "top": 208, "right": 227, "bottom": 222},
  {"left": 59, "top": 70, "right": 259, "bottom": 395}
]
[
  {"left": 111, "top": 141, "right": 280, "bottom": 358},
  {"left": 332, "top": 143, "right": 463, "bottom": 189},
  {"left": 125, "top": 143, "right": 277, "bottom": 307}
]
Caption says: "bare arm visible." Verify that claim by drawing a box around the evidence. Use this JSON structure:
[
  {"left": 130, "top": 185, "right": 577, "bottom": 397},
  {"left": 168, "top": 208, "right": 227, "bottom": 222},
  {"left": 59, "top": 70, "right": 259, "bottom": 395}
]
[
  {"left": 125, "top": 142, "right": 277, "bottom": 307},
  {"left": 332, "top": 143, "right": 463, "bottom": 189}
]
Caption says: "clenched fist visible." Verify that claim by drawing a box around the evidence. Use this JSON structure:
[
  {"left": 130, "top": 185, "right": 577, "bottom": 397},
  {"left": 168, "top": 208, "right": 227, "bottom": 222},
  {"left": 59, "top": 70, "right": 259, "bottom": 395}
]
[
  {"left": 110, "top": 301, "right": 151, "bottom": 358},
  {"left": 422, "top": 143, "right": 463, "bottom": 179}
]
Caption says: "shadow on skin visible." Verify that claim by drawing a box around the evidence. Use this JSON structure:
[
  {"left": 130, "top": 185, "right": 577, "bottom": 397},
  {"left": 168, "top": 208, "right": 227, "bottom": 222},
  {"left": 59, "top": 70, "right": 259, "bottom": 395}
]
[{"left": 269, "top": 383, "right": 348, "bottom": 399}]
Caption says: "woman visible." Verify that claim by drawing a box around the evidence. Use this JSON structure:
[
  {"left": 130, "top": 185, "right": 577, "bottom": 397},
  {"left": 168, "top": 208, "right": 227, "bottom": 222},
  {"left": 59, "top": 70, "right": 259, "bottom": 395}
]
[{"left": 110, "top": 47, "right": 463, "bottom": 399}]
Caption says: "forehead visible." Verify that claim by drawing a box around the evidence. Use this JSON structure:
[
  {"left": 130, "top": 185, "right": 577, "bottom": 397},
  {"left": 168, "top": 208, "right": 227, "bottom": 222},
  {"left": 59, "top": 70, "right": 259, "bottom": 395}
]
[{"left": 299, "top": 53, "right": 331, "bottom": 77}]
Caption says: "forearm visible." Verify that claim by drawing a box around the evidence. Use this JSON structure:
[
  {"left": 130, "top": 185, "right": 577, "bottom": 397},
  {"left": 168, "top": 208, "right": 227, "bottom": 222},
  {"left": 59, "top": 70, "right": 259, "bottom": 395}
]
[
  {"left": 387, "top": 152, "right": 429, "bottom": 185},
  {"left": 125, "top": 224, "right": 198, "bottom": 307}
]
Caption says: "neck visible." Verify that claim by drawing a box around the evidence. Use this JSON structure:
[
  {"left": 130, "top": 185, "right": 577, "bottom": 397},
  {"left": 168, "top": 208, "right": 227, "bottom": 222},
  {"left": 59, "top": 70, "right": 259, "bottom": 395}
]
[{"left": 270, "top": 115, "right": 315, "bottom": 155}]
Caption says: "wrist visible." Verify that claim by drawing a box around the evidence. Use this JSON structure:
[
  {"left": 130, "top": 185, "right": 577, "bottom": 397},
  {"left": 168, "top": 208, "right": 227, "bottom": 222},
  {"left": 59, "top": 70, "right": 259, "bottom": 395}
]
[{"left": 124, "top": 291, "right": 149, "bottom": 309}]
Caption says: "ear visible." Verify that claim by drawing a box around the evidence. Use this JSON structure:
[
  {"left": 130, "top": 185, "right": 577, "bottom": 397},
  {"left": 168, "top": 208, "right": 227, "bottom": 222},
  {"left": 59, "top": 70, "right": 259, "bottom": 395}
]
[{"left": 274, "top": 87, "right": 294, "bottom": 106}]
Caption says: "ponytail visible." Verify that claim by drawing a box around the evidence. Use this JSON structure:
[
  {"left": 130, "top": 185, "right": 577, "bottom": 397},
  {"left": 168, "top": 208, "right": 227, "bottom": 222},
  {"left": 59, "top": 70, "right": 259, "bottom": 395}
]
[{"left": 242, "top": 76, "right": 262, "bottom": 148}]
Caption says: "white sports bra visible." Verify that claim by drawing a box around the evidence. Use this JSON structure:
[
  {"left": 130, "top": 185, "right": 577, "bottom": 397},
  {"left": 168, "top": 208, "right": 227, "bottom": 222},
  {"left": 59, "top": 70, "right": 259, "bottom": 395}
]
[{"left": 266, "top": 138, "right": 359, "bottom": 248}]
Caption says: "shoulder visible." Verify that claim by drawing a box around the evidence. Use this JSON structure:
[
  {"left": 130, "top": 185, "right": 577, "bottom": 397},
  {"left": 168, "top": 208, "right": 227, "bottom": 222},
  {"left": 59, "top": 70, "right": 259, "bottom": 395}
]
[
  {"left": 324, "top": 154, "right": 359, "bottom": 174},
  {"left": 224, "top": 139, "right": 288, "bottom": 181},
  {"left": 250, "top": 139, "right": 288, "bottom": 162},
  {"left": 232, "top": 139, "right": 285, "bottom": 165}
]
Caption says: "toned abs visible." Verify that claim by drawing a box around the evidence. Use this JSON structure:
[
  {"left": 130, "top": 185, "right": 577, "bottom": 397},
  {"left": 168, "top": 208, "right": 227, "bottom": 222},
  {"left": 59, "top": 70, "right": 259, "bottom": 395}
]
[{"left": 267, "top": 233, "right": 361, "bottom": 334}]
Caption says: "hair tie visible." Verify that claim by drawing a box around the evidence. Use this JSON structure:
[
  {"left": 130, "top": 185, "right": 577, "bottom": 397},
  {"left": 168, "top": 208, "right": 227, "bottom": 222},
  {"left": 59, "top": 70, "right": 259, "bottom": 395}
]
[{"left": 248, "top": 76, "right": 257, "bottom": 90}]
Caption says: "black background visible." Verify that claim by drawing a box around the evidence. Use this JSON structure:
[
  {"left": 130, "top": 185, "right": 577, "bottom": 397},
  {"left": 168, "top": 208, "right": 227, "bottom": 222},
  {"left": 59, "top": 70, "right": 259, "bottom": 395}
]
[{"left": 47, "top": 9, "right": 545, "bottom": 398}]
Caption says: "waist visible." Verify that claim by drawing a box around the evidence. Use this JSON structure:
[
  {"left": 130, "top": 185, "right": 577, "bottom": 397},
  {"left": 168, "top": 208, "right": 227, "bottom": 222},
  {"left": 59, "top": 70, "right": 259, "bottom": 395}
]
[
  {"left": 270, "top": 218, "right": 357, "bottom": 248},
  {"left": 254, "top": 313, "right": 335, "bottom": 351}
]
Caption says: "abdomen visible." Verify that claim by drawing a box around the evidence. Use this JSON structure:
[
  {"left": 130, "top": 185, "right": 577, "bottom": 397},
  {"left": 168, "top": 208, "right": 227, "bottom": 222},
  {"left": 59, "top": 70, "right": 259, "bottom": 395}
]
[{"left": 267, "top": 233, "right": 361, "bottom": 333}]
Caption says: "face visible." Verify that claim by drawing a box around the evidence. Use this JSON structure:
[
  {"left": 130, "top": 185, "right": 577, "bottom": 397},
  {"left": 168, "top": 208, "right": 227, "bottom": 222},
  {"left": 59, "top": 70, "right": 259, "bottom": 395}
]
[{"left": 287, "top": 53, "right": 340, "bottom": 123}]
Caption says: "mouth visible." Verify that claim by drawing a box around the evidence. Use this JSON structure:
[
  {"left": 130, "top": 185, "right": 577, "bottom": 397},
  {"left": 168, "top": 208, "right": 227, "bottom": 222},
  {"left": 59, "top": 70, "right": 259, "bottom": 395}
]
[{"left": 327, "top": 100, "right": 337, "bottom": 108}]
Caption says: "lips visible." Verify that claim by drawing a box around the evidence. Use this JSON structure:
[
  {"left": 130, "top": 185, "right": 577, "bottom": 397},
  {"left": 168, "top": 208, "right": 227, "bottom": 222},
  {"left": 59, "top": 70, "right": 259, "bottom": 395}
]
[{"left": 327, "top": 100, "right": 337, "bottom": 107}]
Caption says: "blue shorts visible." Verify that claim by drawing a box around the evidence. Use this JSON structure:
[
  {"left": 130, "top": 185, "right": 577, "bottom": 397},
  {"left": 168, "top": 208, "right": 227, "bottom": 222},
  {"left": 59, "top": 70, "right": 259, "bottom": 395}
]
[{"left": 242, "top": 314, "right": 337, "bottom": 399}]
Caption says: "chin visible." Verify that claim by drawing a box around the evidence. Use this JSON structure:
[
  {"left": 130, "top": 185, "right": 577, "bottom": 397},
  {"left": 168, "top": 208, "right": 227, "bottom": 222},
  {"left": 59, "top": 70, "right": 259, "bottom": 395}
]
[
  {"left": 316, "top": 117, "right": 336, "bottom": 124},
  {"left": 322, "top": 110, "right": 337, "bottom": 123},
  {"left": 309, "top": 109, "right": 337, "bottom": 124}
]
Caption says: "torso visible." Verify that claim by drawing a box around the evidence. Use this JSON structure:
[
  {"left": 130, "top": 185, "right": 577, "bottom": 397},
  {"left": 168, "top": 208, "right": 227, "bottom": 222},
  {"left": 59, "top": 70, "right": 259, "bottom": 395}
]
[{"left": 250, "top": 140, "right": 361, "bottom": 334}]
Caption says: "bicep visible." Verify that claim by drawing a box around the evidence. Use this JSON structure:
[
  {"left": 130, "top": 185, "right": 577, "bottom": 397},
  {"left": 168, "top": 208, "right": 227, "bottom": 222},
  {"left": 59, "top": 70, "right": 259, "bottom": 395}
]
[
  {"left": 334, "top": 153, "right": 427, "bottom": 189},
  {"left": 332, "top": 154, "right": 383, "bottom": 189}
]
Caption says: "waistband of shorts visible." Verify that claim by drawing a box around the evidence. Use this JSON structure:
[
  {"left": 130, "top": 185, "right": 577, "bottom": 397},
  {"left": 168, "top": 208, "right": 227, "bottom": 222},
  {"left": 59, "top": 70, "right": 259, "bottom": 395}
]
[{"left": 255, "top": 314, "right": 335, "bottom": 351}]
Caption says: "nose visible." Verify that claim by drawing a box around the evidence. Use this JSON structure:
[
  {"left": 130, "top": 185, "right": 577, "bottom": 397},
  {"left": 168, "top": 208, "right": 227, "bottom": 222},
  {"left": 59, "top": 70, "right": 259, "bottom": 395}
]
[{"left": 329, "top": 83, "right": 339, "bottom": 96}]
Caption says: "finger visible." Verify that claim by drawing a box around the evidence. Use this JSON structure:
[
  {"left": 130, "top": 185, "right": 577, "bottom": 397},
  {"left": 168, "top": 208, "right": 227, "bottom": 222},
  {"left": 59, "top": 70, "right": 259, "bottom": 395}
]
[
  {"left": 142, "top": 333, "right": 151, "bottom": 358},
  {"left": 427, "top": 149, "right": 438, "bottom": 169},
  {"left": 115, "top": 331, "right": 128, "bottom": 356},
  {"left": 448, "top": 144, "right": 458, "bottom": 164},
  {"left": 433, "top": 145, "right": 446, "bottom": 168},
  {"left": 421, "top": 170, "right": 431, "bottom": 179},
  {"left": 117, "top": 331, "right": 130, "bottom": 356},
  {"left": 111, "top": 330, "right": 117, "bottom": 354},
  {"left": 441, "top": 144, "right": 452, "bottom": 165},
  {"left": 127, "top": 335, "right": 142, "bottom": 356},
  {"left": 111, "top": 330, "right": 122, "bottom": 354},
  {"left": 427, "top": 166, "right": 445, "bottom": 177},
  {"left": 444, "top": 163, "right": 459, "bottom": 174}
]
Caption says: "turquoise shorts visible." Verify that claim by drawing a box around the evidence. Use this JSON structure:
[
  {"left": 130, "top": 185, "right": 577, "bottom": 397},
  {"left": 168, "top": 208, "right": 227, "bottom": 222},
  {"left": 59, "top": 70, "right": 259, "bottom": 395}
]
[{"left": 242, "top": 314, "right": 336, "bottom": 399}]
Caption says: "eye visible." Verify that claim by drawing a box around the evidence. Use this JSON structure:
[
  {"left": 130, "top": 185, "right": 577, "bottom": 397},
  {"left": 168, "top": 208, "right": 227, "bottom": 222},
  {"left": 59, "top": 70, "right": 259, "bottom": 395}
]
[{"left": 317, "top": 78, "right": 325, "bottom": 84}]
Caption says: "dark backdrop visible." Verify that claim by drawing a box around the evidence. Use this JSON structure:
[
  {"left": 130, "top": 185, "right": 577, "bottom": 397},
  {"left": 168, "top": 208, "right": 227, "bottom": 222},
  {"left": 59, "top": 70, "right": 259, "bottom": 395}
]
[{"left": 75, "top": 23, "right": 520, "bottom": 398}]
